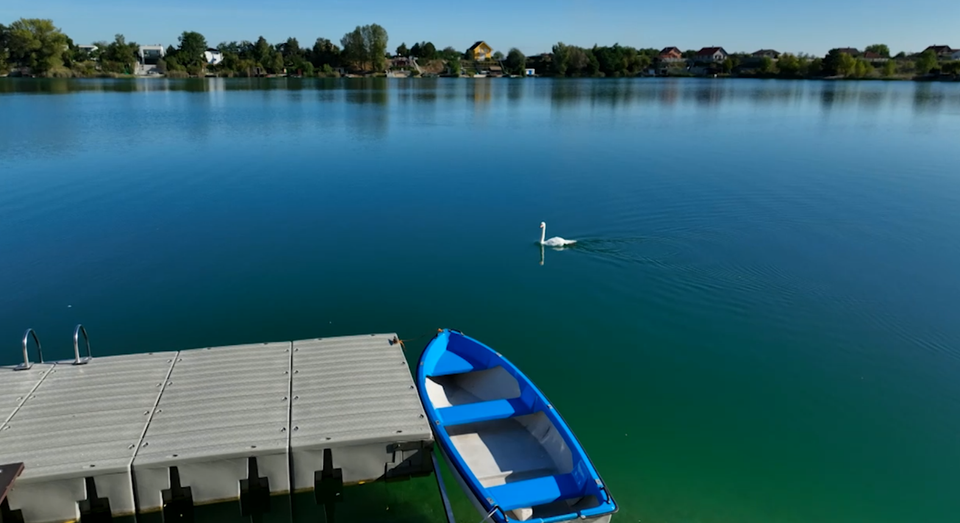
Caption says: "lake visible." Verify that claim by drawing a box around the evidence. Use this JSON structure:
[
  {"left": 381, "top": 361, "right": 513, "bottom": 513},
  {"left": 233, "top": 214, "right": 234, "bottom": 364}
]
[{"left": 1, "top": 77, "right": 960, "bottom": 523}]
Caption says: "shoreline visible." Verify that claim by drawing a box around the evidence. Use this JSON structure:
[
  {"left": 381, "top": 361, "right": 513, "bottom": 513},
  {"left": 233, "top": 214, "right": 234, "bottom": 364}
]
[{"left": 2, "top": 74, "right": 957, "bottom": 83}]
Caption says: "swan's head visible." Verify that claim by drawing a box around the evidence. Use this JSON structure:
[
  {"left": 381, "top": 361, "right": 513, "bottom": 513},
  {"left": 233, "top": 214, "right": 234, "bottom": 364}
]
[{"left": 540, "top": 222, "right": 545, "bottom": 228}]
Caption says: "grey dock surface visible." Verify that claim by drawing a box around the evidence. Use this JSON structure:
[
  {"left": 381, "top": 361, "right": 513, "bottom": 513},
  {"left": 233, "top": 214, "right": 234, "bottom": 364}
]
[{"left": 0, "top": 333, "right": 433, "bottom": 523}]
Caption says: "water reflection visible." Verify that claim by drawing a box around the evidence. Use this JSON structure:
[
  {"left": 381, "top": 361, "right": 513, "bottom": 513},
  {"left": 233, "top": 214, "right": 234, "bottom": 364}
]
[
  {"left": 342, "top": 79, "right": 389, "bottom": 139},
  {"left": 127, "top": 477, "right": 452, "bottom": 523},
  {"left": 1, "top": 78, "right": 958, "bottom": 158},
  {"left": 3, "top": 77, "right": 957, "bottom": 114}
]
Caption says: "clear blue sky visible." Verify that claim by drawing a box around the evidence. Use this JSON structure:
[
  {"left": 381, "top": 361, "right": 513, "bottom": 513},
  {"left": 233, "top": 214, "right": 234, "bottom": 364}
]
[{"left": 2, "top": 0, "right": 957, "bottom": 57}]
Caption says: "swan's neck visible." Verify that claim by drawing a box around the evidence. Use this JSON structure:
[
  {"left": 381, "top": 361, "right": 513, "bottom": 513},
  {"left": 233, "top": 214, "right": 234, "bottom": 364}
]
[{"left": 540, "top": 227, "right": 546, "bottom": 244}]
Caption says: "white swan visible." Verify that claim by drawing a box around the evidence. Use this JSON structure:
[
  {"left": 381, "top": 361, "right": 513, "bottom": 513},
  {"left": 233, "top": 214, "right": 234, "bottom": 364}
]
[{"left": 540, "top": 222, "right": 576, "bottom": 247}]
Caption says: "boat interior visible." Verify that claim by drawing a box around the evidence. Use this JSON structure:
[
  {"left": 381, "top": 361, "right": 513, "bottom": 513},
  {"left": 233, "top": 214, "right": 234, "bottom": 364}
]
[{"left": 425, "top": 340, "right": 606, "bottom": 521}]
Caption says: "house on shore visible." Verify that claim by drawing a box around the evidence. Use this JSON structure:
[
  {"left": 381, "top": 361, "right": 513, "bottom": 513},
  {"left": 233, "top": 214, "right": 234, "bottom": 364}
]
[
  {"left": 752, "top": 49, "right": 780, "bottom": 59},
  {"left": 137, "top": 45, "right": 165, "bottom": 75},
  {"left": 203, "top": 48, "right": 224, "bottom": 65},
  {"left": 924, "top": 45, "right": 954, "bottom": 57},
  {"left": 952, "top": 50, "right": 960, "bottom": 60},
  {"left": 695, "top": 47, "right": 728, "bottom": 62},
  {"left": 658, "top": 47, "right": 683, "bottom": 62},
  {"left": 138, "top": 45, "right": 165, "bottom": 65},
  {"left": 467, "top": 41, "right": 493, "bottom": 61},
  {"left": 862, "top": 51, "right": 888, "bottom": 62}
]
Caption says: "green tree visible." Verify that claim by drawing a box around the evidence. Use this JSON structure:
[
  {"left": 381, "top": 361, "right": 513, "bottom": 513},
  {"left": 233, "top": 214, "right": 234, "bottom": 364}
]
[
  {"left": 894, "top": 51, "right": 906, "bottom": 59},
  {"left": 777, "top": 53, "right": 801, "bottom": 76},
  {"left": 865, "top": 44, "right": 890, "bottom": 58},
  {"left": 853, "top": 58, "right": 873, "bottom": 78},
  {"left": 177, "top": 31, "right": 207, "bottom": 67},
  {"left": 0, "top": 24, "right": 8, "bottom": 74},
  {"left": 636, "top": 53, "right": 652, "bottom": 73},
  {"left": 340, "top": 27, "right": 364, "bottom": 69},
  {"left": 492, "top": 50, "right": 504, "bottom": 61},
  {"left": 807, "top": 57, "right": 824, "bottom": 77},
  {"left": 758, "top": 56, "right": 774, "bottom": 73},
  {"left": 836, "top": 52, "right": 856, "bottom": 76},
  {"left": 163, "top": 55, "right": 184, "bottom": 72},
  {"left": 266, "top": 48, "right": 284, "bottom": 74},
  {"left": 102, "top": 34, "right": 139, "bottom": 73},
  {"left": 943, "top": 61, "right": 960, "bottom": 75},
  {"left": 6, "top": 18, "right": 69, "bottom": 74},
  {"left": 822, "top": 48, "right": 845, "bottom": 76},
  {"left": 340, "top": 24, "right": 387, "bottom": 71},
  {"left": 361, "top": 24, "right": 388, "bottom": 71},
  {"left": 592, "top": 44, "right": 623, "bottom": 76},
  {"left": 421, "top": 42, "right": 437, "bottom": 59},
  {"left": 253, "top": 36, "right": 274, "bottom": 68},
  {"left": 916, "top": 49, "right": 938, "bottom": 74},
  {"left": 447, "top": 57, "right": 461, "bottom": 75},
  {"left": 409, "top": 42, "right": 421, "bottom": 58},
  {"left": 721, "top": 57, "right": 735, "bottom": 74},
  {"left": 504, "top": 47, "right": 526, "bottom": 75},
  {"left": 441, "top": 46, "right": 460, "bottom": 62},
  {"left": 311, "top": 38, "right": 340, "bottom": 68},
  {"left": 396, "top": 42, "right": 408, "bottom": 57},
  {"left": 882, "top": 59, "right": 897, "bottom": 77},
  {"left": 278, "top": 37, "right": 302, "bottom": 62},
  {"left": 551, "top": 42, "right": 570, "bottom": 76}
]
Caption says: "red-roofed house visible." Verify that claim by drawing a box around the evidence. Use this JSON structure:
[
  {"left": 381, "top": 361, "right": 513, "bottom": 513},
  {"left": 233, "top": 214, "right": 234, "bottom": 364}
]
[
  {"left": 695, "top": 47, "right": 728, "bottom": 62},
  {"left": 658, "top": 47, "right": 683, "bottom": 62},
  {"left": 862, "top": 51, "right": 888, "bottom": 62},
  {"left": 835, "top": 48, "right": 860, "bottom": 56},
  {"left": 752, "top": 49, "right": 780, "bottom": 59},
  {"left": 924, "top": 45, "right": 954, "bottom": 57}
]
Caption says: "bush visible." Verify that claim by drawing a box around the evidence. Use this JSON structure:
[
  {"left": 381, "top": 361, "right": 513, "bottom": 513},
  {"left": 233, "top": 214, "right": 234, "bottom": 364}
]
[
  {"left": 44, "top": 66, "right": 79, "bottom": 78},
  {"left": 71, "top": 62, "right": 98, "bottom": 77},
  {"left": 165, "top": 70, "right": 189, "bottom": 78}
]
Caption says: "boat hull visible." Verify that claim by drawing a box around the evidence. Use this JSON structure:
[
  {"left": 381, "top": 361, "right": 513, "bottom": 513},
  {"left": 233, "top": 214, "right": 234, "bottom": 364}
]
[{"left": 439, "top": 449, "right": 613, "bottom": 523}]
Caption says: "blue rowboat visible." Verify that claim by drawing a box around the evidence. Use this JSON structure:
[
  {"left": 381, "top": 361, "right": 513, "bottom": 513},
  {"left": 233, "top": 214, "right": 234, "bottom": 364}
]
[{"left": 417, "top": 329, "right": 617, "bottom": 523}]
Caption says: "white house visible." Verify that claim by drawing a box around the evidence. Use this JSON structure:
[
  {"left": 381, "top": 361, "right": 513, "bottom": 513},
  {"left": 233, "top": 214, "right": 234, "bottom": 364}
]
[
  {"left": 203, "top": 48, "right": 224, "bottom": 65},
  {"left": 695, "top": 46, "right": 728, "bottom": 62},
  {"left": 952, "top": 49, "right": 960, "bottom": 60},
  {"left": 138, "top": 45, "right": 165, "bottom": 65}
]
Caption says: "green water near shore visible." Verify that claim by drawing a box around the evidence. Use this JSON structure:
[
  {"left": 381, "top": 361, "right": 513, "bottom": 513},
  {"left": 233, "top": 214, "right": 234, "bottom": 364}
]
[{"left": 2, "top": 77, "right": 960, "bottom": 523}]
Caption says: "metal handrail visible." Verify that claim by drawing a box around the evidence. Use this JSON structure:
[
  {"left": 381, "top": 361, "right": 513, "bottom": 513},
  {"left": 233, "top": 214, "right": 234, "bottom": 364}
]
[
  {"left": 73, "top": 324, "right": 92, "bottom": 365},
  {"left": 15, "top": 329, "right": 42, "bottom": 371}
]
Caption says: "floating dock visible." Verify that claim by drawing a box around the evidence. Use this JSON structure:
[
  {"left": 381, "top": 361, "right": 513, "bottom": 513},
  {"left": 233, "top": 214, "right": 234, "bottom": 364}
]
[{"left": 0, "top": 331, "right": 434, "bottom": 523}]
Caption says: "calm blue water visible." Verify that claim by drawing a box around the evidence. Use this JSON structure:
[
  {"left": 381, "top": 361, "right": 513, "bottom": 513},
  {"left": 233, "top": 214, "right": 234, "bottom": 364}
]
[{"left": 2, "top": 77, "right": 960, "bottom": 523}]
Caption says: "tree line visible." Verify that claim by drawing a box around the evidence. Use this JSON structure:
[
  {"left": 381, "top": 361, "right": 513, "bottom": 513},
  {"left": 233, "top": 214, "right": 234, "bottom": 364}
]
[{"left": 1, "top": 17, "right": 957, "bottom": 79}]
